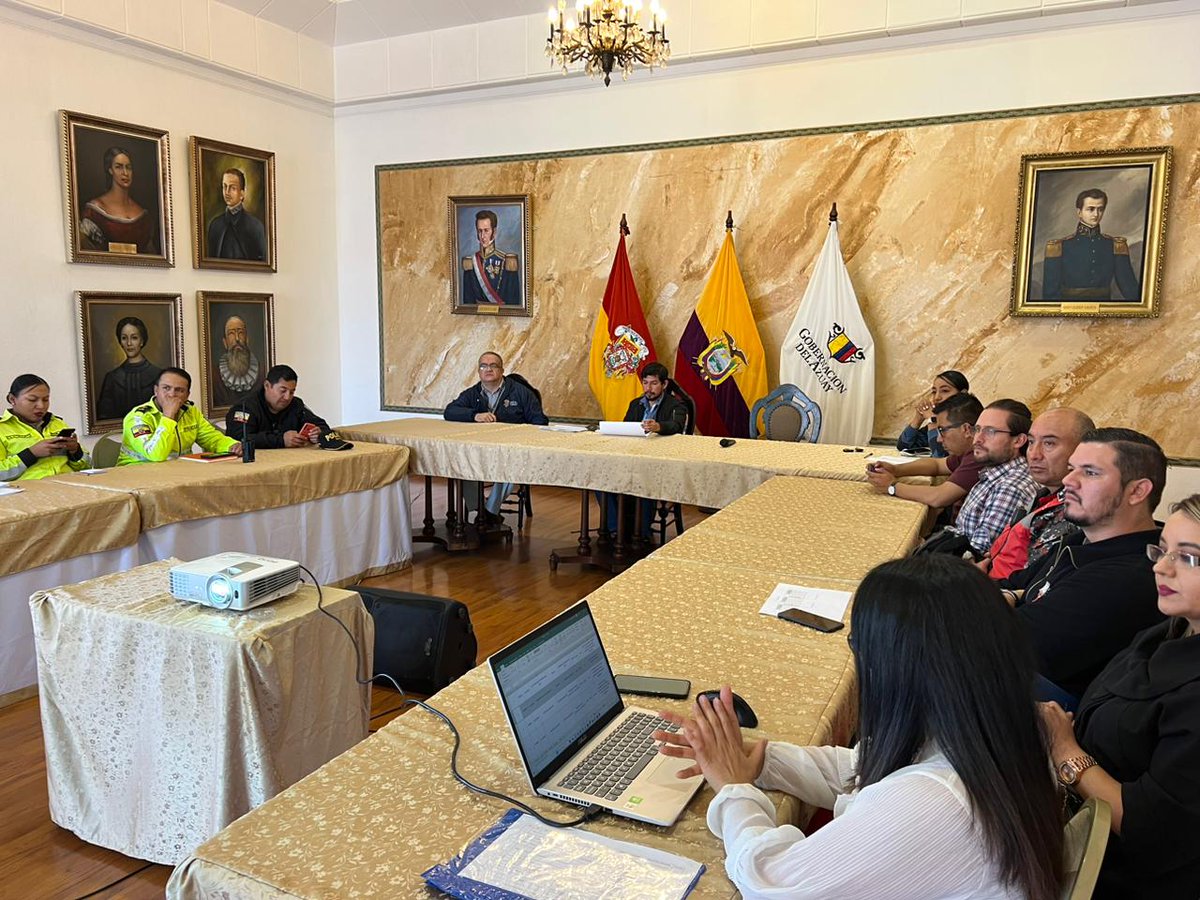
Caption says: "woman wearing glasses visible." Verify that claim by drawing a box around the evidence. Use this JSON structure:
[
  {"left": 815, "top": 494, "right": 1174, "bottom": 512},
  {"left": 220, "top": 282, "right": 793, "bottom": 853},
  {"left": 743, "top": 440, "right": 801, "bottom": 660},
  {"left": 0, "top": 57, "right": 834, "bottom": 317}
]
[
  {"left": 657, "top": 556, "right": 1064, "bottom": 899},
  {"left": 1041, "top": 493, "right": 1200, "bottom": 898}
]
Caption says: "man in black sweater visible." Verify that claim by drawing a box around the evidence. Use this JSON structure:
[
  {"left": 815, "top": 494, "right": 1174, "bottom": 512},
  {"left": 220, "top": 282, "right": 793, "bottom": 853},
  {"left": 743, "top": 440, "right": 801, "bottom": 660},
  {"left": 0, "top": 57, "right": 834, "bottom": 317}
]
[
  {"left": 1001, "top": 428, "right": 1166, "bottom": 701},
  {"left": 225, "top": 364, "right": 330, "bottom": 450}
]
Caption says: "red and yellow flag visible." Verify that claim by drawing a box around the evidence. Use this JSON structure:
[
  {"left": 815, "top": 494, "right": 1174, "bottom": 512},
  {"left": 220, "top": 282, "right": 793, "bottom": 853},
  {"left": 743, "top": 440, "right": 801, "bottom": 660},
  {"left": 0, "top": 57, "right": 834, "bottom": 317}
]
[
  {"left": 588, "top": 229, "right": 657, "bottom": 420},
  {"left": 673, "top": 227, "right": 768, "bottom": 437}
]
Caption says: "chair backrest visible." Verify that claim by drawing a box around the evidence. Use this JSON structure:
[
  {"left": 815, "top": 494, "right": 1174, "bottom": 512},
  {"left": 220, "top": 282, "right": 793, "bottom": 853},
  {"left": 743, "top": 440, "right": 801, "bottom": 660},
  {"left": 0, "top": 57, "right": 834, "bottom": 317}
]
[
  {"left": 665, "top": 379, "right": 696, "bottom": 435},
  {"left": 750, "top": 384, "right": 822, "bottom": 442},
  {"left": 1060, "top": 797, "right": 1112, "bottom": 900},
  {"left": 92, "top": 434, "right": 123, "bottom": 469},
  {"left": 506, "top": 372, "right": 541, "bottom": 403}
]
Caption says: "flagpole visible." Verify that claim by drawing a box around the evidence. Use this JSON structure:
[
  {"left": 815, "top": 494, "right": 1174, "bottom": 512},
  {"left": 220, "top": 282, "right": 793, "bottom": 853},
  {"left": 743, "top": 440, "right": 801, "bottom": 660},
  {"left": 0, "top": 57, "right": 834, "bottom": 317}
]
[
  {"left": 620, "top": 213, "right": 630, "bottom": 236},
  {"left": 829, "top": 202, "right": 838, "bottom": 223}
]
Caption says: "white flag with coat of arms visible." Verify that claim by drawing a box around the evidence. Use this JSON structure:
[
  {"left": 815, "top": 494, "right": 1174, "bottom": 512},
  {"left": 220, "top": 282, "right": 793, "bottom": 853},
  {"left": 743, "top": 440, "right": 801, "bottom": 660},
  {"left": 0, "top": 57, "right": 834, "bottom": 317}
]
[{"left": 779, "top": 217, "right": 875, "bottom": 445}]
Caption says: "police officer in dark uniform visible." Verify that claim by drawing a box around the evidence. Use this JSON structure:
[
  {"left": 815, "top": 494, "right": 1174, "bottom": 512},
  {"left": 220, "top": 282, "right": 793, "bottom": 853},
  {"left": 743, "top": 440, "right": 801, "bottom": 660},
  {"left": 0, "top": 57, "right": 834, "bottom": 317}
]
[
  {"left": 1042, "top": 188, "right": 1140, "bottom": 302},
  {"left": 461, "top": 209, "right": 520, "bottom": 305}
]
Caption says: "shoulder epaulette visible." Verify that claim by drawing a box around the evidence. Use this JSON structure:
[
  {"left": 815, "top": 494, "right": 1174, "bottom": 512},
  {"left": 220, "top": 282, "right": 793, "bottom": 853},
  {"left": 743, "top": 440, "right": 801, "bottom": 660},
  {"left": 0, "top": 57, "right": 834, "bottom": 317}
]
[{"left": 1045, "top": 239, "right": 1063, "bottom": 259}]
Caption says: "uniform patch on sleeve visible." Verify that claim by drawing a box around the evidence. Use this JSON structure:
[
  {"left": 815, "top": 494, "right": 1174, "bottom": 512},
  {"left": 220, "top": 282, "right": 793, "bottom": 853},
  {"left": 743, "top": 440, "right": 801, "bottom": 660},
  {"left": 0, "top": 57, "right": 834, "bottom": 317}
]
[{"left": 132, "top": 426, "right": 152, "bottom": 437}]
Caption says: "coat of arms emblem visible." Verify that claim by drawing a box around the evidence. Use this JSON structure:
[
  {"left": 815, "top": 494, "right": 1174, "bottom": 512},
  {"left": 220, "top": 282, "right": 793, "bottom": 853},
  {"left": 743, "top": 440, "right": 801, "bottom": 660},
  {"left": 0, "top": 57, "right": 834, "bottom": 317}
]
[
  {"left": 602, "top": 325, "right": 649, "bottom": 379},
  {"left": 826, "top": 322, "right": 866, "bottom": 364},
  {"left": 695, "top": 330, "right": 750, "bottom": 385}
]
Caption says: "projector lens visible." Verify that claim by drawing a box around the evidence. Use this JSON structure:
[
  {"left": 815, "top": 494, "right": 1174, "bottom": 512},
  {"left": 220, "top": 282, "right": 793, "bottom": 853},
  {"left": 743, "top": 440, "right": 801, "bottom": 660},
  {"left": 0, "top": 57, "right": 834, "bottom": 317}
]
[{"left": 206, "top": 572, "right": 234, "bottom": 608}]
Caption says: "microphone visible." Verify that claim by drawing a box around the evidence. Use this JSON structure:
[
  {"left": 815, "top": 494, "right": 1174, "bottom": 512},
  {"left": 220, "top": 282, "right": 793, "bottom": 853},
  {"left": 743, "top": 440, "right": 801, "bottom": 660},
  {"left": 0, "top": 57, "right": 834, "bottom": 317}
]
[{"left": 233, "top": 396, "right": 255, "bottom": 463}]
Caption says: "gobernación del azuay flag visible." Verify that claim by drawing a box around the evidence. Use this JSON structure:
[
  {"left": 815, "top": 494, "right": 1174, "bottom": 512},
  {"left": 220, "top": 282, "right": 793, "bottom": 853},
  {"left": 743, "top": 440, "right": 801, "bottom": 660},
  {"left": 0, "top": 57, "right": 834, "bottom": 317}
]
[
  {"left": 779, "top": 214, "right": 875, "bottom": 444},
  {"left": 588, "top": 225, "right": 657, "bottom": 420},
  {"left": 673, "top": 222, "right": 768, "bottom": 438}
]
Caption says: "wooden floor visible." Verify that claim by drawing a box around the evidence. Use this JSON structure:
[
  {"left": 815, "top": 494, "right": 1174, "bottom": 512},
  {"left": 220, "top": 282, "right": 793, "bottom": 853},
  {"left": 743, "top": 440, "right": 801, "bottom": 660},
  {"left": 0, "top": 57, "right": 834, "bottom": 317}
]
[{"left": 0, "top": 482, "right": 702, "bottom": 899}]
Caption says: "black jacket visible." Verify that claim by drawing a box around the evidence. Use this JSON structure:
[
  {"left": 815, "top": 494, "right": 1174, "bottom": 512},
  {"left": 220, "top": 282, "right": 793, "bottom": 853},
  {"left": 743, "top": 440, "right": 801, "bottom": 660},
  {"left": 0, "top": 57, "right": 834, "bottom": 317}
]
[
  {"left": 622, "top": 393, "right": 689, "bottom": 436},
  {"left": 1076, "top": 619, "right": 1200, "bottom": 899},
  {"left": 1005, "top": 527, "right": 1163, "bottom": 698},
  {"left": 225, "top": 388, "right": 330, "bottom": 450},
  {"left": 444, "top": 379, "right": 548, "bottom": 425}
]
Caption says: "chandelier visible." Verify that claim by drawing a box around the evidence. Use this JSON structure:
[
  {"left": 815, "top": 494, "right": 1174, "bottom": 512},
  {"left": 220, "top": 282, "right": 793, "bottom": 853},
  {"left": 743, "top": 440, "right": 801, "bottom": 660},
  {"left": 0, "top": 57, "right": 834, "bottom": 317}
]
[{"left": 546, "top": 0, "right": 670, "bottom": 87}]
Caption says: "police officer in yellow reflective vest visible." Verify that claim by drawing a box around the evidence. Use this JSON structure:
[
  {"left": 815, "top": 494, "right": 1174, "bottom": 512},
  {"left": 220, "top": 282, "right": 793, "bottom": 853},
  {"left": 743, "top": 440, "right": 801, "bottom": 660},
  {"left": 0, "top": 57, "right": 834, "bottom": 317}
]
[
  {"left": 1042, "top": 188, "right": 1140, "bottom": 302},
  {"left": 118, "top": 367, "right": 239, "bottom": 465}
]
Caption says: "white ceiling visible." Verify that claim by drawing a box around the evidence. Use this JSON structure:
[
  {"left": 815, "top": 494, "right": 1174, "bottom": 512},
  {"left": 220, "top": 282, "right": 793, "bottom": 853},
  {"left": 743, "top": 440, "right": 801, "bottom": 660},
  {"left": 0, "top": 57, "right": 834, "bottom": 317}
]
[{"left": 220, "top": 0, "right": 552, "bottom": 44}]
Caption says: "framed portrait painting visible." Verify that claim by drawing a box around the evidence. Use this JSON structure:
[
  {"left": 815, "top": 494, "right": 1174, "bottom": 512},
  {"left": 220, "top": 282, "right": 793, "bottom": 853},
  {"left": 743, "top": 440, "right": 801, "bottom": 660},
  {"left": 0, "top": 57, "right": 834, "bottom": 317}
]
[
  {"left": 197, "top": 292, "right": 276, "bottom": 419},
  {"left": 190, "top": 137, "right": 277, "bottom": 272},
  {"left": 77, "top": 292, "right": 184, "bottom": 434},
  {"left": 61, "top": 111, "right": 174, "bottom": 267},
  {"left": 1010, "top": 147, "right": 1171, "bottom": 318},
  {"left": 448, "top": 195, "right": 531, "bottom": 317}
]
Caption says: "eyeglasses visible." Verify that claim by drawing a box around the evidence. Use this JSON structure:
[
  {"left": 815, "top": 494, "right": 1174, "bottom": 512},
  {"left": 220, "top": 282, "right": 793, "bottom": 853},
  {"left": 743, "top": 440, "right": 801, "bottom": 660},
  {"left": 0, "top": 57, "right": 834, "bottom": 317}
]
[
  {"left": 935, "top": 423, "right": 966, "bottom": 436},
  {"left": 478, "top": 363, "right": 502, "bottom": 370},
  {"left": 1146, "top": 545, "right": 1200, "bottom": 569},
  {"left": 970, "top": 425, "right": 1016, "bottom": 439}
]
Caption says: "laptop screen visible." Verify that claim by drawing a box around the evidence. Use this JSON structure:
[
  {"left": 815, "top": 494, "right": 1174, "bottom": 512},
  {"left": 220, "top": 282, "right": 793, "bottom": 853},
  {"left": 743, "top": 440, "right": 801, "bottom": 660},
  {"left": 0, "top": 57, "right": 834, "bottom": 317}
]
[{"left": 490, "top": 601, "right": 624, "bottom": 788}]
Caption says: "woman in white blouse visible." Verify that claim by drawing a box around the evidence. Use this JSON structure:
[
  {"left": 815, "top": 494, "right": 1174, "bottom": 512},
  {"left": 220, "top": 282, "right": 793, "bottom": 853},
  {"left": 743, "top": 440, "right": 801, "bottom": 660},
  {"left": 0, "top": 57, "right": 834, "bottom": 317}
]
[{"left": 656, "top": 555, "right": 1063, "bottom": 899}]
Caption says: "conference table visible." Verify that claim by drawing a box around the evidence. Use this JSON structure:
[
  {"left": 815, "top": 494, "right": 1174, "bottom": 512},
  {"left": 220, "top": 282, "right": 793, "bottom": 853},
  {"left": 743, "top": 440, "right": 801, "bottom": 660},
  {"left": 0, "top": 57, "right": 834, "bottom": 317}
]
[
  {"left": 167, "top": 474, "right": 927, "bottom": 898},
  {"left": 1, "top": 443, "right": 414, "bottom": 702}
]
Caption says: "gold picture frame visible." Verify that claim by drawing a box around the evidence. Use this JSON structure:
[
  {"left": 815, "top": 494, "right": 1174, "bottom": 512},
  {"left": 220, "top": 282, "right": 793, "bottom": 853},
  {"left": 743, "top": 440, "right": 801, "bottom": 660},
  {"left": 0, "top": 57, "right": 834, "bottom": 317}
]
[
  {"left": 448, "top": 194, "right": 531, "bottom": 317},
  {"left": 61, "top": 111, "right": 174, "bottom": 267},
  {"left": 197, "top": 291, "right": 276, "bottom": 419},
  {"left": 1010, "top": 147, "right": 1171, "bottom": 318},
  {"left": 190, "top": 136, "right": 277, "bottom": 272},
  {"left": 77, "top": 292, "right": 184, "bottom": 434}
]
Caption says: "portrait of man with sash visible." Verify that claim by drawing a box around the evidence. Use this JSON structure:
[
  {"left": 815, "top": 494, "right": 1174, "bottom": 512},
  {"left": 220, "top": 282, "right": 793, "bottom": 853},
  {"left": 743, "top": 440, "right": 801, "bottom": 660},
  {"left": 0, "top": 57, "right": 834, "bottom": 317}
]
[{"left": 449, "top": 196, "right": 531, "bottom": 317}]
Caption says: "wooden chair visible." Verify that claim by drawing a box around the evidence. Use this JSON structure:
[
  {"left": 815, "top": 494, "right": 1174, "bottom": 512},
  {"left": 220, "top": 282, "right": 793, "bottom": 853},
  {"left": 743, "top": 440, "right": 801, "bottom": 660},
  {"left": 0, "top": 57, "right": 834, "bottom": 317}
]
[
  {"left": 650, "top": 379, "right": 695, "bottom": 545},
  {"left": 92, "top": 434, "right": 123, "bottom": 468},
  {"left": 750, "top": 384, "right": 822, "bottom": 442},
  {"left": 1060, "top": 797, "right": 1111, "bottom": 900},
  {"left": 497, "top": 373, "right": 539, "bottom": 530}
]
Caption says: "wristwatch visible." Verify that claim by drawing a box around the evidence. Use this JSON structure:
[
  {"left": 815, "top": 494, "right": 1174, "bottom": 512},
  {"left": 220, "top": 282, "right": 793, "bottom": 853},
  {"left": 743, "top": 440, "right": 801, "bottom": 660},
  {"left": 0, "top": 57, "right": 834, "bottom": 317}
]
[
  {"left": 886, "top": 484, "right": 897, "bottom": 497},
  {"left": 1056, "top": 754, "right": 1098, "bottom": 786}
]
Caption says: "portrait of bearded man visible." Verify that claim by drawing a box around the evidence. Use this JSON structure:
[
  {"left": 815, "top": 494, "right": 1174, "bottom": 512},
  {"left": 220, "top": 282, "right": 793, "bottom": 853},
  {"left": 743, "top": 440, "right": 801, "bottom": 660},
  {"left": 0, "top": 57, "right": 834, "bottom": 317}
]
[{"left": 214, "top": 315, "right": 261, "bottom": 407}]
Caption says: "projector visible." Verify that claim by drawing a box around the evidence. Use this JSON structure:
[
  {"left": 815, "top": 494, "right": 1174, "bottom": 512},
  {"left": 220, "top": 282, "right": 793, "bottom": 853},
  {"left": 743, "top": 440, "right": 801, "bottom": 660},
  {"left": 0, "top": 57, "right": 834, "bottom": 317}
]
[{"left": 169, "top": 552, "right": 302, "bottom": 611}]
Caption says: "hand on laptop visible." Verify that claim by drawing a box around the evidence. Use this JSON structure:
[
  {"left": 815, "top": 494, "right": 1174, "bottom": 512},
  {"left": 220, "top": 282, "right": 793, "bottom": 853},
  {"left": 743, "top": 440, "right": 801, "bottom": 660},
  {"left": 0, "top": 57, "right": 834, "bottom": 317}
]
[{"left": 653, "top": 686, "right": 767, "bottom": 792}]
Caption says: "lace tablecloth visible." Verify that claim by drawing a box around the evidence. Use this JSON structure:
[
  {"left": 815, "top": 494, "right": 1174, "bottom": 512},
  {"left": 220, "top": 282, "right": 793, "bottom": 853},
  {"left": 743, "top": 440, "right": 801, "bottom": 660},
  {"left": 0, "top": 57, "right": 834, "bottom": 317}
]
[{"left": 31, "top": 559, "right": 373, "bottom": 865}]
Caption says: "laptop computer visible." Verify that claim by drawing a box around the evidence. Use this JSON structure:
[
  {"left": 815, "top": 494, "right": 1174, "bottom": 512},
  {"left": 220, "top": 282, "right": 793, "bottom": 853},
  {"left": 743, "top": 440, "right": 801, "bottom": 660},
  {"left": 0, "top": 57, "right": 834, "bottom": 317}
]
[{"left": 488, "top": 600, "right": 704, "bottom": 827}]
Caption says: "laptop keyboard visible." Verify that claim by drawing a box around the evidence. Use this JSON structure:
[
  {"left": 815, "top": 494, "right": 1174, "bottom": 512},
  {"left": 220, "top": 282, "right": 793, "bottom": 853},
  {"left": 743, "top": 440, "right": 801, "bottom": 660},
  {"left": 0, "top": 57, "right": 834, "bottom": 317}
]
[{"left": 558, "top": 712, "right": 681, "bottom": 801}]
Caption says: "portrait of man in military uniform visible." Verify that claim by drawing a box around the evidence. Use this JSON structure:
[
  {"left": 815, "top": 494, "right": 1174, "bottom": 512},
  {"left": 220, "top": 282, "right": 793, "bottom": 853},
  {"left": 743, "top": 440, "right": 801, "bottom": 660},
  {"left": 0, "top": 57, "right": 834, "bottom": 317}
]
[
  {"left": 1012, "top": 148, "right": 1170, "bottom": 318},
  {"left": 449, "top": 196, "right": 530, "bottom": 317}
]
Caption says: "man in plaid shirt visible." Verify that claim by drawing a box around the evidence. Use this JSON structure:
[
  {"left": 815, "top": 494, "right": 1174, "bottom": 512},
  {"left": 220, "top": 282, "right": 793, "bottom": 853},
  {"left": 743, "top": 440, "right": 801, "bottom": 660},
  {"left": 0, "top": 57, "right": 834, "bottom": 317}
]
[{"left": 916, "top": 399, "right": 1039, "bottom": 558}]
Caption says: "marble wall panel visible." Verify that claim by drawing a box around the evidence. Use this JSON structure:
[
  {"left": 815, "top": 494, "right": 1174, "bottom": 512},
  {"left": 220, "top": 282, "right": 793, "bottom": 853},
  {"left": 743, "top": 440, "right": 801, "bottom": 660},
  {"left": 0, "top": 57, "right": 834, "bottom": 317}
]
[{"left": 377, "top": 100, "right": 1199, "bottom": 457}]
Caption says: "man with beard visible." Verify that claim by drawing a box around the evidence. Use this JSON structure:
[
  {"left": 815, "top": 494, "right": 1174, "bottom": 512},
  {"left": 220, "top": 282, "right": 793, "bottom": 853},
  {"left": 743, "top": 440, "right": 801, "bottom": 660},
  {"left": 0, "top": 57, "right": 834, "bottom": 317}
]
[
  {"left": 999, "top": 427, "right": 1166, "bottom": 703},
  {"left": 214, "top": 315, "right": 260, "bottom": 407}
]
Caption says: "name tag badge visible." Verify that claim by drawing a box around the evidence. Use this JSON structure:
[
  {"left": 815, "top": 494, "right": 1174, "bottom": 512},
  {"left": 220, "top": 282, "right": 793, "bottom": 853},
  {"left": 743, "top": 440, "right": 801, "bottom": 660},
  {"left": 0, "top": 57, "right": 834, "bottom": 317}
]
[{"left": 233, "top": 411, "right": 250, "bottom": 423}]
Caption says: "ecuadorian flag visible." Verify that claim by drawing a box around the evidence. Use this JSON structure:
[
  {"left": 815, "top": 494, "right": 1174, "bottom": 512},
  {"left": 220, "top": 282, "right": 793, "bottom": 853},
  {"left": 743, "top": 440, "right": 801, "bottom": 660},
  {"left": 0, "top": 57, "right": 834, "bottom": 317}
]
[
  {"left": 673, "top": 227, "right": 768, "bottom": 437},
  {"left": 588, "top": 229, "right": 658, "bottom": 421}
]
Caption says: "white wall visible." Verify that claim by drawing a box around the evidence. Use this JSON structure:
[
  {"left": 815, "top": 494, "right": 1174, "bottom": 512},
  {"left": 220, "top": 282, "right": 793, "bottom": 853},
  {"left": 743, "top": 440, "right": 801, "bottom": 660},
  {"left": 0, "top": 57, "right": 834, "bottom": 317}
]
[
  {"left": 334, "top": 9, "right": 1200, "bottom": 429},
  {"left": 0, "top": 14, "right": 340, "bottom": 432}
]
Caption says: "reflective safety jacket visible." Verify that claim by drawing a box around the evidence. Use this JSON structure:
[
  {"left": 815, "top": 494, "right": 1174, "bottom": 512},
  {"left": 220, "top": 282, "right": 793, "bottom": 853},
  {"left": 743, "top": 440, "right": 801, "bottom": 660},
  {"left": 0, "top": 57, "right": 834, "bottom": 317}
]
[
  {"left": 0, "top": 409, "right": 90, "bottom": 480},
  {"left": 117, "top": 399, "right": 236, "bottom": 465}
]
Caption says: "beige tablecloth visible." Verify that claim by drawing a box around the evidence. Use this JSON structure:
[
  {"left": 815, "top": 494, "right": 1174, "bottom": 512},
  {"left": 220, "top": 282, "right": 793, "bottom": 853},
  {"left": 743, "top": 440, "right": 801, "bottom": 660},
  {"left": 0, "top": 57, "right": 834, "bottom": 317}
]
[
  {"left": 54, "top": 443, "right": 409, "bottom": 530},
  {"left": 0, "top": 478, "right": 139, "bottom": 576},
  {"left": 166, "top": 478, "right": 925, "bottom": 899},
  {"left": 339, "top": 419, "right": 886, "bottom": 508},
  {"left": 31, "top": 559, "right": 374, "bottom": 865}
]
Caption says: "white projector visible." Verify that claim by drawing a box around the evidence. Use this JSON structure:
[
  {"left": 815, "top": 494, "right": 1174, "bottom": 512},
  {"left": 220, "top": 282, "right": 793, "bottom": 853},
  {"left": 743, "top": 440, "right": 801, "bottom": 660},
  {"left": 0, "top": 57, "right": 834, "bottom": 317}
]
[{"left": 169, "top": 552, "right": 301, "bottom": 611}]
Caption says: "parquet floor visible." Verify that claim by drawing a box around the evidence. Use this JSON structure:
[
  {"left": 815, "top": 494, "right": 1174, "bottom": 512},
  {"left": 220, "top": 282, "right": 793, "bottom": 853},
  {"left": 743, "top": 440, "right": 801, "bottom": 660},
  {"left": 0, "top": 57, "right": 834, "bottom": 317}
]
[{"left": 0, "top": 482, "right": 703, "bottom": 899}]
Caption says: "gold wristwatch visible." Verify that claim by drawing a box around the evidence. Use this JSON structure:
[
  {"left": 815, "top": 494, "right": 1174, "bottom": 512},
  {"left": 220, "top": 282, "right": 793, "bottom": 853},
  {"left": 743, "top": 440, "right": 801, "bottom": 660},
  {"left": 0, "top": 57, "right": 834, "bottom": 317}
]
[{"left": 1056, "top": 754, "right": 1098, "bottom": 786}]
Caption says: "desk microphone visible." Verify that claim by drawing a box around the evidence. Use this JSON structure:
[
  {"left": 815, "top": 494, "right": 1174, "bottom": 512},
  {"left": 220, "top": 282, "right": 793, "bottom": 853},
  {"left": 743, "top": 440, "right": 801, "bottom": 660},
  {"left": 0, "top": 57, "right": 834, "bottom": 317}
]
[{"left": 233, "top": 397, "right": 255, "bottom": 463}]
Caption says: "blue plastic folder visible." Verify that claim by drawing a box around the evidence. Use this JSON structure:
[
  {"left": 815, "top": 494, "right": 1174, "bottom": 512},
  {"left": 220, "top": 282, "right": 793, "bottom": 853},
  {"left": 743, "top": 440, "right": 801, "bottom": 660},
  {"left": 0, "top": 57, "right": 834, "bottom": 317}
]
[{"left": 423, "top": 809, "right": 705, "bottom": 900}]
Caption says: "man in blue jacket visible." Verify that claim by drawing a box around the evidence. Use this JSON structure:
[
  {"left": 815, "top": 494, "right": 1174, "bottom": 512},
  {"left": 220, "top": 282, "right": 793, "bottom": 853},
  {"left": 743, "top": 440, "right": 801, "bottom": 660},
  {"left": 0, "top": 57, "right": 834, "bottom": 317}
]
[{"left": 444, "top": 351, "right": 547, "bottom": 522}]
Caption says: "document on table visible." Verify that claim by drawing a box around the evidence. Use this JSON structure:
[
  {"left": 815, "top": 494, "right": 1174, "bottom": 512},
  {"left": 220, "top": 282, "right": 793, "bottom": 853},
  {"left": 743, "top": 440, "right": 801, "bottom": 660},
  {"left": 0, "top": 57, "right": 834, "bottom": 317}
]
[
  {"left": 598, "top": 420, "right": 649, "bottom": 437},
  {"left": 871, "top": 455, "right": 919, "bottom": 467},
  {"left": 541, "top": 423, "right": 589, "bottom": 433},
  {"left": 0, "top": 486, "right": 24, "bottom": 497},
  {"left": 424, "top": 809, "right": 703, "bottom": 900},
  {"left": 760, "top": 582, "right": 852, "bottom": 623}
]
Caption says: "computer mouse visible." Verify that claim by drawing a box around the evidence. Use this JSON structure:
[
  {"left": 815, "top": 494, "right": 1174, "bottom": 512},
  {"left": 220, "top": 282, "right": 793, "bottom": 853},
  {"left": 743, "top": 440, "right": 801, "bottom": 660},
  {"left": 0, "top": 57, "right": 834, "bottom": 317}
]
[{"left": 697, "top": 689, "right": 758, "bottom": 729}]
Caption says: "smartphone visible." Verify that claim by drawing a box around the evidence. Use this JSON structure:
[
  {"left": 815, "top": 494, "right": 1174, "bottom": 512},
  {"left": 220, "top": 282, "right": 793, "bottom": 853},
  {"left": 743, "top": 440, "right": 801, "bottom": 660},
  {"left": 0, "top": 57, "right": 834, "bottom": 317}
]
[
  {"left": 57, "top": 428, "right": 75, "bottom": 438},
  {"left": 614, "top": 674, "right": 691, "bottom": 699},
  {"left": 778, "top": 608, "right": 845, "bottom": 633}
]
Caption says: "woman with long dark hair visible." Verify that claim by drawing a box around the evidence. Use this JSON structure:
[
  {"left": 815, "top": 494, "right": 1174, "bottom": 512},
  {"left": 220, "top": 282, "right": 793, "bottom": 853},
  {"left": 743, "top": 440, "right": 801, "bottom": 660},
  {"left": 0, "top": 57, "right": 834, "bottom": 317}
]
[
  {"left": 78, "top": 146, "right": 159, "bottom": 254},
  {"left": 1042, "top": 493, "right": 1200, "bottom": 898},
  {"left": 656, "top": 555, "right": 1063, "bottom": 899},
  {"left": 897, "top": 369, "right": 969, "bottom": 457}
]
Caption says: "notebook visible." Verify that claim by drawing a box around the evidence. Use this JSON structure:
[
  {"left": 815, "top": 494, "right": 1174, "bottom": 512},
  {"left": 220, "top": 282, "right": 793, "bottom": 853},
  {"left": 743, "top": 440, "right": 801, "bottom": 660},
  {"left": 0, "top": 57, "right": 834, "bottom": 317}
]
[{"left": 488, "top": 601, "right": 703, "bottom": 826}]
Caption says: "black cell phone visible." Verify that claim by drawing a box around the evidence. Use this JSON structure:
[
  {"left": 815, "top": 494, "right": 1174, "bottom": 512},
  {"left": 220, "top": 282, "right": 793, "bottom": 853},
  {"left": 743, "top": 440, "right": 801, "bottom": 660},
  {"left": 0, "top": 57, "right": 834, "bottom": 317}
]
[
  {"left": 778, "top": 608, "right": 845, "bottom": 633},
  {"left": 614, "top": 674, "right": 691, "bottom": 699},
  {"left": 57, "top": 428, "right": 75, "bottom": 438}
]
